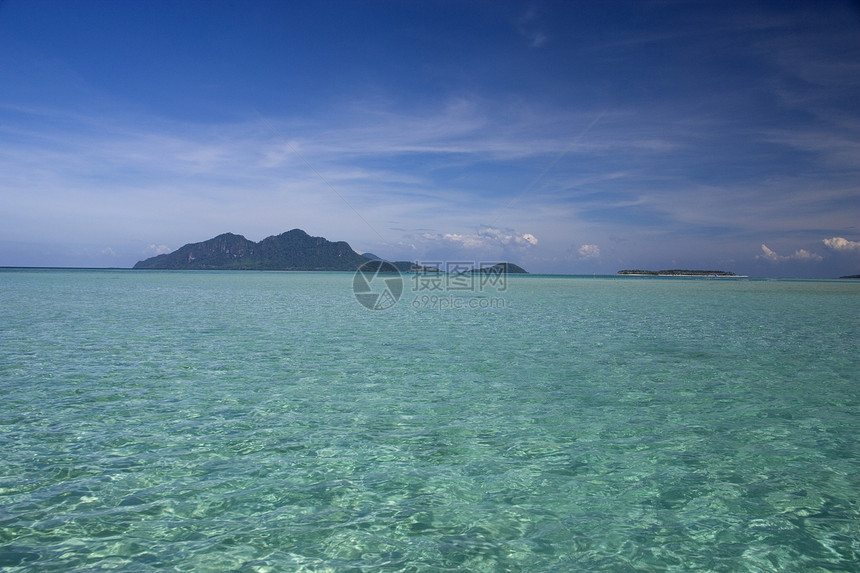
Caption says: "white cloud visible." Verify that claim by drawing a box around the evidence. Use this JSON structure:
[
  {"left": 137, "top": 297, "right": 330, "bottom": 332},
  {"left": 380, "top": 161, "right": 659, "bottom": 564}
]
[
  {"left": 441, "top": 233, "right": 486, "bottom": 249},
  {"left": 145, "top": 244, "right": 172, "bottom": 255},
  {"left": 823, "top": 237, "right": 860, "bottom": 251},
  {"left": 758, "top": 244, "right": 823, "bottom": 263},
  {"left": 792, "top": 249, "right": 821, "bottom": 262},
  {"left": 758, "top": 244, "right": 781, "bottom": 261},
  {"left": 477, "top": 227, "right": 538, "bottom": 248},
  {"left": 426, "top": 226, "right": 538, "bottom": 251},
  {"left": 577, "top": 244, "right": 600, "bottom": 259}
]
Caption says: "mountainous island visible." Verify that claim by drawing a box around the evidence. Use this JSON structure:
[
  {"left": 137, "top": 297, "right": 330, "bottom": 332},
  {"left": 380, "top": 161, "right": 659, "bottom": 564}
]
[
  {"left": 133, "top": 229, "right": 528, "bottom": 273},
  {"left": 133, "top": 229, "right": 368, "bottom": 271},
  {"left": 617, "top": 269, "right": 743, "bottom": 277},
  {"left": 471, "top": 262, "right": 528, "bottom": 274}
]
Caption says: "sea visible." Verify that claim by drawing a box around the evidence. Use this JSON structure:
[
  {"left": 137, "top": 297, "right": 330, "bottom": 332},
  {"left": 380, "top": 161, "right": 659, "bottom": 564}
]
[{"left": 0, "top": 269, "right": 857, "bottom": 572}]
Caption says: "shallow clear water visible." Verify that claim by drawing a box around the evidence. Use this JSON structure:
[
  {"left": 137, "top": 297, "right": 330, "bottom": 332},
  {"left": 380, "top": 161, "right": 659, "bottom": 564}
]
[{"left": 0, "top": 270, "right": 857, "bottom": 572}]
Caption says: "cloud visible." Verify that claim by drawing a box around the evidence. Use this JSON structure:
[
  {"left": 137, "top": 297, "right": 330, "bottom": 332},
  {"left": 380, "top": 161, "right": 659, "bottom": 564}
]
[
  {"left": 441, "top": 233, "right": 485, "bottom": 249},
  {"left": 477, "top": 226, "right": 538, "bottom": 247},
  {"left": 425, "top": 226, "right": 538, "bottom": 251},
  {"left": 758, "top": 244, "right": 781, "bottom": 261},
  {"left": 791, "top": 250, "right": 821, "bottom": 262},
  {"left": 758, "top": 244, "right": 823, "bottom": 263},
  {"left": 145, "top": 244, "right": 172, "bottom": 255},
  {"left": 577, "top": 244, "right": 600, "bottom": 259},
  {"left": 823, "top": 237, "right": 860, "bottom": 252},
  {"left": 518, "top": 6, "right": 548, "bottom": 48}
]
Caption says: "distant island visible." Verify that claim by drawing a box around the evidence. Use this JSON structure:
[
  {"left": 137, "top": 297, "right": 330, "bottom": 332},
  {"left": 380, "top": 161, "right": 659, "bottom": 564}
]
[
  {"left": 618, "top": 269, "right": 743, "bottom": 277},
  {"left": 133, "top": 229, "right": 528, "bottom": 273},
  {"left": 840, "top": 274, "right": 860, "bottom": 279},
  {"left": 472, "top": 262, "right": 528, "bottom": 274}
]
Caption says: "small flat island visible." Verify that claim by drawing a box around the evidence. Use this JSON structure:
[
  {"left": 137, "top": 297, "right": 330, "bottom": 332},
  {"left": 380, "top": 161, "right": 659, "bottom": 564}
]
[{"left": 618, "top": 269, "right": 745, "bottom": 277}]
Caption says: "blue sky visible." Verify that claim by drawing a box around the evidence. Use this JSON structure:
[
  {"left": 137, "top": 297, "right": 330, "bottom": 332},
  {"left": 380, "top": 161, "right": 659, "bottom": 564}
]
[{"left": 1, "top": 0, "right": 859, "bottom": 277}]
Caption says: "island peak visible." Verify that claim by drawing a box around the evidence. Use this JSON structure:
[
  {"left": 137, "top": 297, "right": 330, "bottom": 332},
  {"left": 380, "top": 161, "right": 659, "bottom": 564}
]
[{"left": 133, "top": 229, "right": 368, "bottom": 271}]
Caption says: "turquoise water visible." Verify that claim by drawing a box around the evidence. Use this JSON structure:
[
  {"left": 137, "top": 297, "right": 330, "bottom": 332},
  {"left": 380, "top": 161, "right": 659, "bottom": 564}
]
[{"left": 0, "top": 270, "right": 857, "bottom": 572}]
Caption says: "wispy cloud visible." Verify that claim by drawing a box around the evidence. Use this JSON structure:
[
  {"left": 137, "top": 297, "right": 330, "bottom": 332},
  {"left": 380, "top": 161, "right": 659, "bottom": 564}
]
[
  {"left": 2, "top": 89, "right": 856, "bottom": 274},
  {"left": 517, "top": 5, "right": 548, "bottom": 48}
]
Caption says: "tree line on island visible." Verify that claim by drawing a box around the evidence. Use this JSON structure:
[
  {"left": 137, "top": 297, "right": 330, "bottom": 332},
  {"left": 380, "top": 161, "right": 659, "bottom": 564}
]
[
  {"left": 617, "top": 269, "right": 742, "bottom": 277},
  {"left": 133, "top": 229, "right": 528, "bottom": 274}
]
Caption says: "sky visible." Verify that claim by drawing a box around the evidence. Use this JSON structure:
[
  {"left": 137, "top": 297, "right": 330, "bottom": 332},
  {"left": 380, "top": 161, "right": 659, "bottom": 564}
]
[{"left": 1, "top": 0, "right": 859, "bottom": 277}]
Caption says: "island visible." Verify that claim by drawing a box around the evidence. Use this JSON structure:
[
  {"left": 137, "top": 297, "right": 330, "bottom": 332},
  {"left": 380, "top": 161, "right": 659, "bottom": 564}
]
[
  {"left": 618, "top": 269, "right": 743, "bottom": 277},
  {"left": 840, "top": 274, "right": 860, "bottom": 279},
  {"left": 133, "top": 229, "right": 370, "bottom": 271},
  {"left": 471, "top": 263, "right": 528, "bottom": 274},
  {"left": 133, "top": 229, "right": 528, "bottom": 273}
]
